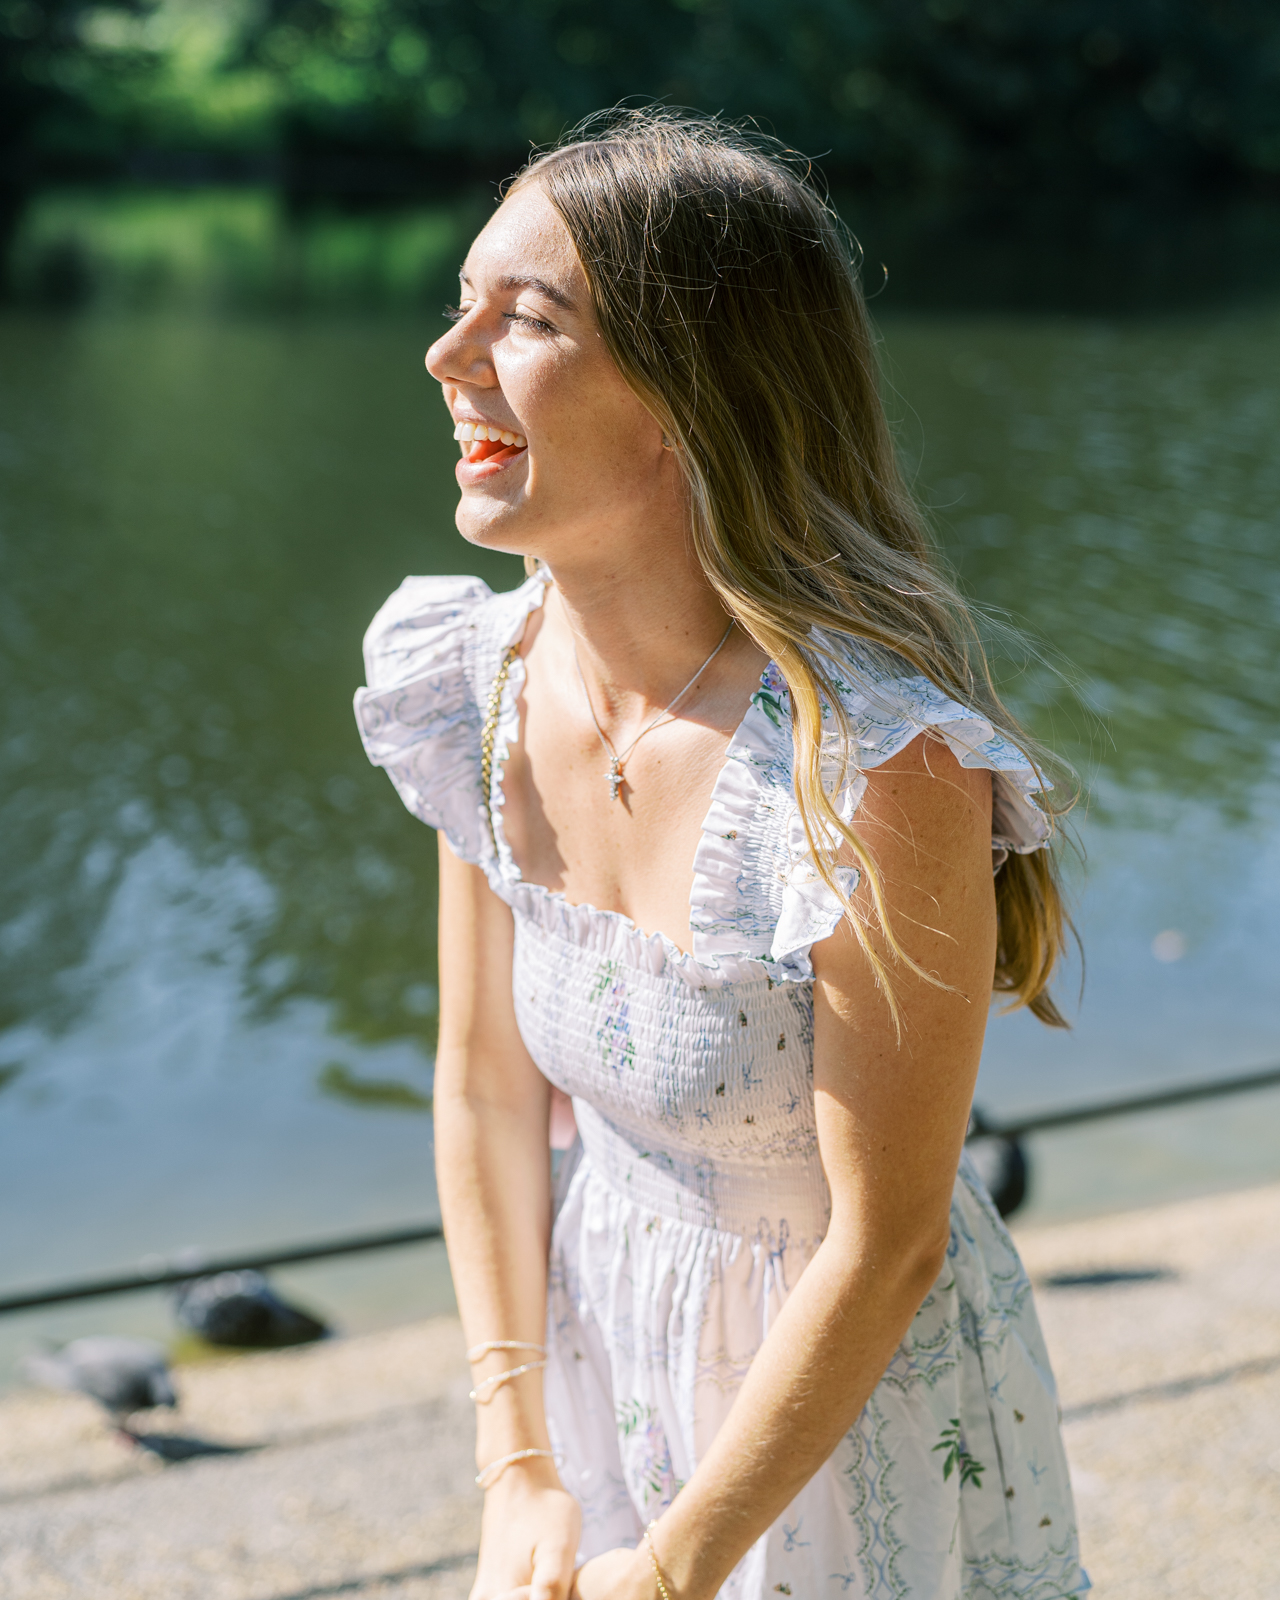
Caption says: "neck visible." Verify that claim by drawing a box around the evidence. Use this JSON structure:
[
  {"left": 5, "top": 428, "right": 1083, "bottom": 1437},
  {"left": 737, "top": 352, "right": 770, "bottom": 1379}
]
[{"left": 540, "top": 541, "right": 738, "bottom": 720}]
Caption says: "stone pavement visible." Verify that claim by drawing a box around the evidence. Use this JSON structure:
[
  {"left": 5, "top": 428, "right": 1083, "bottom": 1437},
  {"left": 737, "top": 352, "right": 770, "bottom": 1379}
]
[
  {"left": 1017, "top": 1182, "right": 1280, "bottom": 1599},
  {"left": 3, "top": 1183, "right": 1279, "bottom": 1599}
]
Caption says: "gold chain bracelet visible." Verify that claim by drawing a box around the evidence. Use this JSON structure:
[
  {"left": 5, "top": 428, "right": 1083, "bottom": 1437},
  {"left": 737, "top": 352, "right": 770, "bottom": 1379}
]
[{"left": 643, "top": 1522, "right": 675, "bottom": 1600}]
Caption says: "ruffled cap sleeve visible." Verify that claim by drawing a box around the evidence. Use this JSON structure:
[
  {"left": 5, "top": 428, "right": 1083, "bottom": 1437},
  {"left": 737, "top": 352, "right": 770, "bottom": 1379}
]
[
  {"left": 690, "top": 646, "right": 1053, "bottom": 981},
  {"left": 353, "top": 574, "right": 493, "bottom": 865}
]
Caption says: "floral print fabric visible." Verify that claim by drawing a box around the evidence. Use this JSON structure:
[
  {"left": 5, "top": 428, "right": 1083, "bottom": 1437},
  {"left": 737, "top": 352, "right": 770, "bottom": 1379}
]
[{"left": 355, "top": 574, "right": 1088, "bottom": 1600}]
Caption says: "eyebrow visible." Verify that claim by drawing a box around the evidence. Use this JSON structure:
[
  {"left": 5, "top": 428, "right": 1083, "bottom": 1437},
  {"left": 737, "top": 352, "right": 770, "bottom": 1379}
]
[{"left": 458, "top": 269, "right": 577, "bottom": 314}]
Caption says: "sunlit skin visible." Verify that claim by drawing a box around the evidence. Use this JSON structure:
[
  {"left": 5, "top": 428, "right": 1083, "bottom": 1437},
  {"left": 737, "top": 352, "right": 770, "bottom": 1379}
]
[
  {"left": 426, "top": 184, "right": 996, "bottom": 1600},
  {"left": 430, "top": 183, "right": 683, "bottom": 565}
]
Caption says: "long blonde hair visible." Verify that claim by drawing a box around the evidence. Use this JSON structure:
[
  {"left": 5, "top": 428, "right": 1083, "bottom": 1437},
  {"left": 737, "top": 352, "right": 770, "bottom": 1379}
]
[{"left": 510, "top": 109, "right": 1075, "bottom": 1027}]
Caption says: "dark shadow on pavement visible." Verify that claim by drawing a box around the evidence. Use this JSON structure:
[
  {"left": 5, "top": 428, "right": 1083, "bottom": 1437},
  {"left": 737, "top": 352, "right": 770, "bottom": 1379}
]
[
  {"left": 1062, "top": 1352, "right": 1280, "bottom": 1423},
  {"left": 126, "top": 1430, "right": 259, "bottom": 1462},
  {"left": 1044, "top": 1268, "right": 1176, "bottom": 1289},
  {"left": 263, "top": 1550, "right": 476, "bottom": 1600}
]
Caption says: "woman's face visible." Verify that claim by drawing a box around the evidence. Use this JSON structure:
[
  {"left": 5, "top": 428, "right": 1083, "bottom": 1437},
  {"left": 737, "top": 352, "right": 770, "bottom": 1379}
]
[{"left": 425, "top": 181, "right": 677, "bottom": 562}]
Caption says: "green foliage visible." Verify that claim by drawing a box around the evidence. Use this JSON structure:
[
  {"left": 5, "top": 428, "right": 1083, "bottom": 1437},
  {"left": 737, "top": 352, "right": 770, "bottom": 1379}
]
[
  {"left": 3, "top": 0, "right": 1279, "bottom": 215},
  {"left": 236, "top": 0, "right": 1280, "bottom": 199},
  {"left": 0, "top": 0, "right": 137, "bottom": 228}
]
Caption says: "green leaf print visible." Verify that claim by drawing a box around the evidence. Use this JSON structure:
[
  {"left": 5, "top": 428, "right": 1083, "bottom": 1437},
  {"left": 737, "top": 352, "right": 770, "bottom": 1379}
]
[
  {"left": 751, "top": 689, "right": 787, "bottom": 729},
  {"left": 616, "top": 1398, "right": 651, "bottom": 1438},
  {"left": 589, "top": 959, "right": 618, "bottom": 1005},
  {"left": 933, "top": 1419, "right": 985, "bottom": 1489}
]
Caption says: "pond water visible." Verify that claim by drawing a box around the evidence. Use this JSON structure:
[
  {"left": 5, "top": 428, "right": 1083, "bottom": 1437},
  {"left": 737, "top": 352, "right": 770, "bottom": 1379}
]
[{"left": 2, "top": 302, "right": 1278, "bottom": 1374}]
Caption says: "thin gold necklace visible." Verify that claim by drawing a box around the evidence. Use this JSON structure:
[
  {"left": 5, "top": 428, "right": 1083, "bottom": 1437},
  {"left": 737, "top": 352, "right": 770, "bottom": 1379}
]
[{"left": 572, "top": 620, "right": 735, "bottom": 802}]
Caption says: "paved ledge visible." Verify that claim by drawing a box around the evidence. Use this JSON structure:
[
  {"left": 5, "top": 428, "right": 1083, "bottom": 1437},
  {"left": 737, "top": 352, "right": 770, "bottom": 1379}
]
[
  {"left": 1015, "top": 1181, "right": 1280, "bottom": 1599},
  {"left": 4, "top": 1183, "right": 1279, "bottom": 1599},
  {"left": 0, "top": 1319, "right": 482, "bottom": 1600}
]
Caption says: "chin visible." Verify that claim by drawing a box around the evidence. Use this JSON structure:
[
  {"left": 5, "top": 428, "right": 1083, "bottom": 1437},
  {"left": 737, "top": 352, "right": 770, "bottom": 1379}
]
[{"left": 455, "top": 505, "right": 536, "bottom": 560}]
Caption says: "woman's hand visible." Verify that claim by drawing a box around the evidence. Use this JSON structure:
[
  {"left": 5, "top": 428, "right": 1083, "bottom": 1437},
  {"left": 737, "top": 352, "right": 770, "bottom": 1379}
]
[
  {"left": 570, "top": 1545, "right": 653, "bottom": 1600},
  {"left": 470, "top": 1471, "right": 582, "bottom": 1600}
]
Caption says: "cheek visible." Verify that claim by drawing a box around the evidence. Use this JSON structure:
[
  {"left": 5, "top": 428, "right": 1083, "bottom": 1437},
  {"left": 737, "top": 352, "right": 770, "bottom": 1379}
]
[
  {"left": 497, "top": 337, "right": 646, "bottom": 436},
  {"left": 495, "top": 349, "right": 585, "bottom": 444}
]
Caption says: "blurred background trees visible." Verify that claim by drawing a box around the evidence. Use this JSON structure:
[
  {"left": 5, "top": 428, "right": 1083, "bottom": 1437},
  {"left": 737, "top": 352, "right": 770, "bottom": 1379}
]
[{"left": 5, "top": 0, "right": 1278, "bottom": 219}]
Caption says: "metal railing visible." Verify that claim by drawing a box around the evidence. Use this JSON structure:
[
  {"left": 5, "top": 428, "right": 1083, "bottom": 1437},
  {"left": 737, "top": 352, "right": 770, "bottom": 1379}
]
[
  {"left": 3, "top": 1058, "right": 1278, "bottom": 1318},
  {"left": 970, "top": 1059, "right": 1280, "bottom": 1139},
  {"left": 0, "top": 1223, "right": 444, "bottom": 1316}
]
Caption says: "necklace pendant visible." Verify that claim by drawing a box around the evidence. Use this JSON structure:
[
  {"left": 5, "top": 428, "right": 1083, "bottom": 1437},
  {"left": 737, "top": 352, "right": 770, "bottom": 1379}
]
[{"left": 606, "top": 757, "right": 623, "bottom": 802}]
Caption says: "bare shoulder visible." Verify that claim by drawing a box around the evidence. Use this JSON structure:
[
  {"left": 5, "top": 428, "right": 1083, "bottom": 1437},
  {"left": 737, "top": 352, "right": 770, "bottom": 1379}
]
[
  {"left": 851, "top": 730, "right": 993, "bottom": 861},
  {"left": 813, "top": 730, "right": 997, "bottom": 1002}
]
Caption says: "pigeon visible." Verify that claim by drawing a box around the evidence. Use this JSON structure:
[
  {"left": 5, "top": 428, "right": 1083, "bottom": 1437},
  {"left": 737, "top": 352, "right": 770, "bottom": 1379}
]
[
  {"left": 23, "top": 1336, "right": 177, "bottom": 1425},
  {"left": 172, "top": 1269, "right": 328, "bottom": 1348}
]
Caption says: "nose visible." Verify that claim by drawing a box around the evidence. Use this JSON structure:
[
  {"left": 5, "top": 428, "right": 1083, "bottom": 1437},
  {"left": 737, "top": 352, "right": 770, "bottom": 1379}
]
[{"left": 425, "top": 311, "right": 493, "bottom": 388}]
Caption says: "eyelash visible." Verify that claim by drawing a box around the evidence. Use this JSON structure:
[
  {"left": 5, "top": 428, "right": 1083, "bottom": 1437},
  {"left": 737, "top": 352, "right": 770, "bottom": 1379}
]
[{"left": 442, "top": 305, "right": 556, "bottom": 334}]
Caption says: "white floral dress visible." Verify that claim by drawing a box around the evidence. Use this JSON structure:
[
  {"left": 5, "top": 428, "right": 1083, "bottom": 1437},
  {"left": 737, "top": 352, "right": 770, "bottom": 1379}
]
[{"left": 355, "top": 571, "right": 1089, "bottom": 1600}]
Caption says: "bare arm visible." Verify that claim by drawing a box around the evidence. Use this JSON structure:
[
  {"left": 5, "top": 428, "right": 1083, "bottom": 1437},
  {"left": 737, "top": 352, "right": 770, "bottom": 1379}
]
[
  {"left": 574, "top": 735, "right": 997, "bottom": 1600},
  {"left": 435, "top": 837, "right": 580, "bottom": 1600}
]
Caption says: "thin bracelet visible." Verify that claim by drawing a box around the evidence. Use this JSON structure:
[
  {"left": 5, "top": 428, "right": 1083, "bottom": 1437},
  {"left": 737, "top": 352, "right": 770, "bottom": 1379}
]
[
  {"left": 474, "top": 1447, "right": 556, "bottom": 1489},
  {"left": 469, "top": 1358, "right": 548, "bottom": 1402},
  {"left": 644, "top": 1522, "right": 675, "bottom": 1600},
  {"left": 467, "top": 1339, "right": 548, "bottom": 1363}
]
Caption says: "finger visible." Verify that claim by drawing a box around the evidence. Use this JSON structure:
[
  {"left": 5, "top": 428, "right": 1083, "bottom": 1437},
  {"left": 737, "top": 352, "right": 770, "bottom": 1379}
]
[
  {"left": 478, "top": 1580, "right": 534, "bottom": 1600},
  {"left": 530, "top": 1541, "right": 577, "bottom": 1600},
  {"left": 475, "top": 1579, "right": 530, "bottom": 1600}
]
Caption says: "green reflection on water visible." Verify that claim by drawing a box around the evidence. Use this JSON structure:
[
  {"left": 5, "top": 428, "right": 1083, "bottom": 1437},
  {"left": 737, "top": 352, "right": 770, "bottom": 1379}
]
[
  {"left": 10, "top": 189, "right": 490, "bottom": 313},
  {"left": 887, "top": 312, "right": 1280, "bottom": 818},
  {"left": 1, "top": 302, "right": 1277, "bottom": 1054},
  {"left": 0, "top": 311, "right": 522, "bottom": 1048},
  {"left": 317, "top": 1061, "right": 432, "bottom": 1111}
]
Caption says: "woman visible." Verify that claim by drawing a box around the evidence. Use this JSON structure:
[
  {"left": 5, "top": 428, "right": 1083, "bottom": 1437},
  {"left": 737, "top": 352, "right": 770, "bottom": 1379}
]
[{"left": 356, "top": 111, "right": 1087, "bottom": 1600}]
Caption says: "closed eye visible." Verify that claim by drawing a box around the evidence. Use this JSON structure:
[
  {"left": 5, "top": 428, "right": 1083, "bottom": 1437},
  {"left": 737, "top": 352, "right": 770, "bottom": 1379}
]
[
  {"left": 503, "top": 310, "right": 557, "bottom": 334},
  {"left": 443, "top": 305, "right": 556, "bottom": 334}
]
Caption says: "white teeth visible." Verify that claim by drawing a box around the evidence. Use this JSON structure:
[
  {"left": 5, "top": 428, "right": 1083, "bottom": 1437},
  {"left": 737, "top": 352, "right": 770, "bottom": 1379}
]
[{"left": 452, "top": 421, "right": 527, "bottom": 449}]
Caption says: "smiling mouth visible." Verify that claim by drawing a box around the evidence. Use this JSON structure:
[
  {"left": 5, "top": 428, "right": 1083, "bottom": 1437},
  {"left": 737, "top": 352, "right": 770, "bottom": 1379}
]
[{"left": 454, "top": 420, "right": 527, "bottom": 466}]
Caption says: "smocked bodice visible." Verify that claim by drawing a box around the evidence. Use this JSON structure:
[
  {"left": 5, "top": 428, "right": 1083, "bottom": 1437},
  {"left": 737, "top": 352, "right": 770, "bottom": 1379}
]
[{"left": 512, "top": 906, "right": 825, "bottom": 1236}]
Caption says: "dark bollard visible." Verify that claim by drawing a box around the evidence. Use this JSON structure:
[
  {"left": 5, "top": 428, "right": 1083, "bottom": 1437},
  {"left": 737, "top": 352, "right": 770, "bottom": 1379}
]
[{"left": 966, "top": 1111, "right": 1030, "bottom": 1218}]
